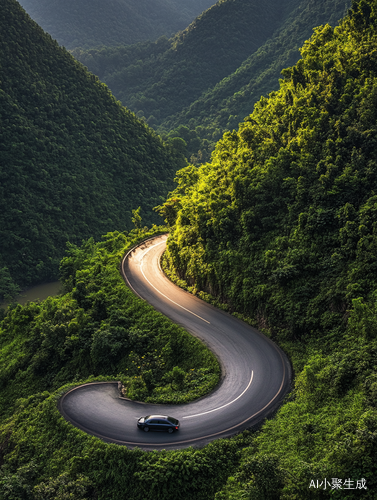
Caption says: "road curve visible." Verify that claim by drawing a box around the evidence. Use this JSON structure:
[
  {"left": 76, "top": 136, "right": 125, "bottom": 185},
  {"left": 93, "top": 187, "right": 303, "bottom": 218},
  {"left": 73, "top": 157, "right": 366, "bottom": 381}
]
[{"left": 59, "top": 234, "right": 291, "bottom": 450}]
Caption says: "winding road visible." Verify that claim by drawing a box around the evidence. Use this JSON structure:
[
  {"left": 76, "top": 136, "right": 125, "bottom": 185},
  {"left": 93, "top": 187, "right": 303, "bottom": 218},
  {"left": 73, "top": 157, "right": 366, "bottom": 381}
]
[{"left": 59, "top": 235, "right": 291, "bottom": 450}]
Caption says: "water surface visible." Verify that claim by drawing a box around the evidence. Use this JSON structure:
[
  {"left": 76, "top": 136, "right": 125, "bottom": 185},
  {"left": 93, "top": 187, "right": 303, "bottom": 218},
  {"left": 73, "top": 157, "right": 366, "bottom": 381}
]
[{"left": 1, "top": 281, "right": 62, "bottom": 309}]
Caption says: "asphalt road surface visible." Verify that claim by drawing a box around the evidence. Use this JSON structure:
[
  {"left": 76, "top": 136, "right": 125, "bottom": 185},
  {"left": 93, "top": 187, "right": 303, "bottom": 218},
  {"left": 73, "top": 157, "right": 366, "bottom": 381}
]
[{"left": 59, "top": 234, "right": 291, "bottom": 450}]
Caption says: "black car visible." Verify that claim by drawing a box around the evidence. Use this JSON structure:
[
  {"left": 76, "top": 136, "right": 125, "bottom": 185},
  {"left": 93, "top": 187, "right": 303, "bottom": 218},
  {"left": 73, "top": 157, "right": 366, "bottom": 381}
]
[{"left": 137, "top": 415, "right": 180, "bottom": 433}]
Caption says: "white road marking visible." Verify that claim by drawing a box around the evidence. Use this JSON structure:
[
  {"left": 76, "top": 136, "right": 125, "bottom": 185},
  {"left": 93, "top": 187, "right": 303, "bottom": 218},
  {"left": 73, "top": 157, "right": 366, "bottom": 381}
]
[
  {"left": 183, "top": 370, "right": 254, "bottom": 418},
  {"left": 139, "top": 240, "right": 211, "bottom": 324}
]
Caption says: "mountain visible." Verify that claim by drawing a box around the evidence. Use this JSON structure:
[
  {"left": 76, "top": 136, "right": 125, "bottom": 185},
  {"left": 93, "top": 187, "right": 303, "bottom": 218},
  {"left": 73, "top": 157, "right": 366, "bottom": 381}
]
[
  {"left": 162, "top": 0, "right": 377, "bottom": 346},
  {"left": 74, "top": 0, "right": 289, "bottom": 123},
  {"left": 75, "top": 0, "right": 350, "bottom": 161},
  {"left": 160, "top": 0, "right": 377, "bottom": 495},
  {"left": 163, "top": 0, "right": 351, "bottom": 153},
  {"left": 16, "top": 0, "right": 216, "bottom": 49},
  {"left": 0, "top": 0, "right": 182, "bottom": 298},
  {"left": 1, "top": 2, "right": 377, "bottom": 499}
]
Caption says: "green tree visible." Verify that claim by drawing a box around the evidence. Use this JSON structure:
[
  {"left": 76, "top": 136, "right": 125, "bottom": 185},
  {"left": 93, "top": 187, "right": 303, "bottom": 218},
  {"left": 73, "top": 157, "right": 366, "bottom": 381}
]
[
  {"left": 33, "top": 473, "right": 93, "bottom": 500},
  {"left": 131, "top": 207, "right": 142, "bottom": 229}
]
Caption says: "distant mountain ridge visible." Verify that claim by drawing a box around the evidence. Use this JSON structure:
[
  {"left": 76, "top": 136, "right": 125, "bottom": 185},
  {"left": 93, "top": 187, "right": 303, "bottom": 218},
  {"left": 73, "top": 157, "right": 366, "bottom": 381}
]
[
  {"left": 17, "top": 0, "right": 216, "bottom": 49},
  {"left": 75, "top": 0, "right": 351, "bottom": 161},
  {"left": 76, "top": 0, "right": 286, "bottom": 120},
  {"left": 0, "top": 0, "right": 180, "bottom": 296},
  {"left": 163, "top": 0, "right": 351, "bottom": 142}
]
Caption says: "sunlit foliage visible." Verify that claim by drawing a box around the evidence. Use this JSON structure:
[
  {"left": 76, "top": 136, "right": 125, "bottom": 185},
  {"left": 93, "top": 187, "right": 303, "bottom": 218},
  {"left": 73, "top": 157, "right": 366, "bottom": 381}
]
[{"left": 161, "top": 1, "right": 377, "bottom": 496}]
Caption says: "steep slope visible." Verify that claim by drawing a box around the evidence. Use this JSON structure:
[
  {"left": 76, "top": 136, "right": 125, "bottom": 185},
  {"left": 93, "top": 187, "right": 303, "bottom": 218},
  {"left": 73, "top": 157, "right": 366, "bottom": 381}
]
[
  {"left": 75, "top": 0, "right": 289, "bottom": 124},
  {"left": 75, "top": 0, "right": 350, "bottom": 162},
  {"left": 163, "top": 0, "right": 351, "bottom": 147},
  {"left": 159, "top": 0, "right": 377, "bottom": 493},
  {"left": 17, "top": 0, "right": 216, "bottom": 49},
  {"left": 0, "top": 0, "right": 181, "bottom": 298},
  {"left": 163, "top": 0, "right": 377, "bottom": 341}
]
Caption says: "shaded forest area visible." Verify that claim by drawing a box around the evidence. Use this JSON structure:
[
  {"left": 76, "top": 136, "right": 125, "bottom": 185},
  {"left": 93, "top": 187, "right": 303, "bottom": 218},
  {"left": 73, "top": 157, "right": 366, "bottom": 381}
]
[
  {"left": 74, "top": 0, "right": 350, "bottom": 162},
  {"left": 0, "top": 0, "right": 184, "bottom": 298},
  {"left": 17, "top": 0, "right": 216, "bottom": 49},
  {"left": 74, "top": 0, "right": 290, "bottom": 124}
]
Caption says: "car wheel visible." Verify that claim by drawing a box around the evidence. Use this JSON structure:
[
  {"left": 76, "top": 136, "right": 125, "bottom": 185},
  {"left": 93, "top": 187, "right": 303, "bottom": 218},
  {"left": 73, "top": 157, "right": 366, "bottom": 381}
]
[
  {"left": 144, "top": 426, "right": 149, "bottom": 432},
  {"left": 168, "top": 427, "right": 174, "bottom": 434}
]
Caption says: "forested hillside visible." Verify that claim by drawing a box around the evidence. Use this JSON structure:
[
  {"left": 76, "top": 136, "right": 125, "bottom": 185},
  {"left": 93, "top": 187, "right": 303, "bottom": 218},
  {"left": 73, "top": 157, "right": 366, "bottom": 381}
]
[
  {"left": 0, "top": 228, "right": 223, "bottom": 500},
  {"left": 0, "top": 0, "right": 182, "bottom": 299},
  {"left": 2, "top": 2, "right": 377, "bottom": 495},
  {"left": 75, "top": 0, "right": 350, "bottom": 162},
  {"left": 158, "top": 0, "right": 377, "bottom": 496},
  {"left": 1, "top": 2, "right": 377, "bottom": 498},
  {"left": 17, "top": 0, "right": 216, "bottom": 49},
  {"left": 74, "top": 0, "right": 288, "bottom": 124},
  {"left": 164, "top": 0, "right": 351, "bottom": 159}
]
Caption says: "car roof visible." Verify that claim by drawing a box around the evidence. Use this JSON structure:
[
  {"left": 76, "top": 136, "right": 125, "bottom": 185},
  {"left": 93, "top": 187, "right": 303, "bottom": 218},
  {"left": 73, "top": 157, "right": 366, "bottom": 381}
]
[{"left": 146, "top": 415, "right": 168, "bottom": 419}]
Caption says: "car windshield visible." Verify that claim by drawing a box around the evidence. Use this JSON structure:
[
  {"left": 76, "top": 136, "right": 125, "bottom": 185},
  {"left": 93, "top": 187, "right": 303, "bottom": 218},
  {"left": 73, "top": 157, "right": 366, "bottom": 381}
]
[{"left": 167, "top": 416, "right": 178, "bottom": 425}]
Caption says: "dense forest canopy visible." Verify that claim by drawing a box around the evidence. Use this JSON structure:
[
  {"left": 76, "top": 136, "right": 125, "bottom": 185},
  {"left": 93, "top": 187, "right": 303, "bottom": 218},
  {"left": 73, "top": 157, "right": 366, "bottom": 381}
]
[
  {"left": 0, "top": 0, "right": 183, "bottom": 298},
  {"left": 17, "top": 0, "right": 216, "bottom": 49},
  {"left": 157, "top": 0, "right": 377, "bottom": 495},
  {"left": 162, "top": 0, "right": 377, "bottom": 344},
  {"left": 0, "top": 228, "right": 223, "bottom": 500},
  {"left": 75, "top": 0, "right": 350, "bottom": 162},
  {"left": 0, "top": 0, "right": 377, "bottom": 498}
]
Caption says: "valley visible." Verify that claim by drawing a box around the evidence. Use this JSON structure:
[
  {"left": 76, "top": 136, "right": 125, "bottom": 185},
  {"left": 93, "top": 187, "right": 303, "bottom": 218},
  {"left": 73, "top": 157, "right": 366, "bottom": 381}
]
[
  {"left": 74, "top": 0, "right": 351, "bottom": 161},
  {"left": 0, "top": 0, "right": 376, "bottom": 498}
]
